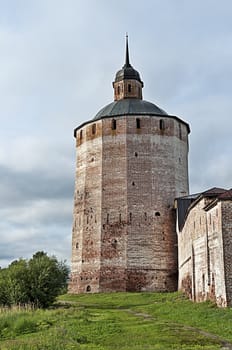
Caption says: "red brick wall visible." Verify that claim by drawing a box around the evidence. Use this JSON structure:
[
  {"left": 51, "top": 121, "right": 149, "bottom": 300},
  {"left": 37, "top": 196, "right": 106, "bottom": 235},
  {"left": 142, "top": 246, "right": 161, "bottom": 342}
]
[{"left": 69, "top": 114, "right": 189, "bottom": 293}]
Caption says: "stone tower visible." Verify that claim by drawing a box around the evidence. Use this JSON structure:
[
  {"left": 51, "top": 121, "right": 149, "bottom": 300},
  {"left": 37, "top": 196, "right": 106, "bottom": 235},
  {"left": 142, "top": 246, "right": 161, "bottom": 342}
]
[{"left": 69, "top": 38, "right": 190, "bottom": 294}]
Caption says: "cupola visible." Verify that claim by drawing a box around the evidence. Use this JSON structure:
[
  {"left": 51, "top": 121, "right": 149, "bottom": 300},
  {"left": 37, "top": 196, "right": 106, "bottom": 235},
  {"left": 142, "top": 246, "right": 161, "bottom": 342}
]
[{"left": 113, "top": 35, "right": 144, "bottom": 101}]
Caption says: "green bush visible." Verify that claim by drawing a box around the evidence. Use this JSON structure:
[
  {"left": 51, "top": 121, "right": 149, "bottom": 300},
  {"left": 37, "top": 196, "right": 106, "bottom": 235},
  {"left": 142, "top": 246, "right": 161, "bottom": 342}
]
[{"left": 0, "top": 251, "right": 69, "bottom": 308}]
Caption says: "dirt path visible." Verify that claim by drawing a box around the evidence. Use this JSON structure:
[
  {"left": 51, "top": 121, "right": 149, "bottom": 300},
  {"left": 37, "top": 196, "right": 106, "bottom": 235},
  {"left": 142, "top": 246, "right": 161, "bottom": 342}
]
[
  {"left": 58, "top": 300, "right": 232, "bottom": 349},
  {"left": 126, "top": 309, "right": 232, "bottom": 350}
]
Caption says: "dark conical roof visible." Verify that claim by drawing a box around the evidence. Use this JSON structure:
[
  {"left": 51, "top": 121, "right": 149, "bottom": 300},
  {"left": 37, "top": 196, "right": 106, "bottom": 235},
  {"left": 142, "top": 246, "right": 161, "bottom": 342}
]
[
  {"left": 114, "top": 35, "right": 143, "bottom": 84},
  {"left": 93, "top": 98, "right": 167, "bottom": 120},
  {"left": 74, "top": 36, "right": 191, "bottom": 137}
]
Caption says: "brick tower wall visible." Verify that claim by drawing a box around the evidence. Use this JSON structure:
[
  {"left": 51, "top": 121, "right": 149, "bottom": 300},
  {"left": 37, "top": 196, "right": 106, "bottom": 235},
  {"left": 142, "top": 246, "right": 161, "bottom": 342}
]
[
  {"left": 69, "top": 114, "right": 189, "bottom": 293},
  {"left": 69, "top": 122, "right": 103, "bottom": 293}
]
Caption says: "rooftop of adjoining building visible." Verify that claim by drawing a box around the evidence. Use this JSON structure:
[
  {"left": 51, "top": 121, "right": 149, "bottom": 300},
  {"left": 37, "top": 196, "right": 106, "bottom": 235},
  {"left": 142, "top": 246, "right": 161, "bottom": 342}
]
[{"left": 176, "top": 187, "right": 231, "bottom": 231}]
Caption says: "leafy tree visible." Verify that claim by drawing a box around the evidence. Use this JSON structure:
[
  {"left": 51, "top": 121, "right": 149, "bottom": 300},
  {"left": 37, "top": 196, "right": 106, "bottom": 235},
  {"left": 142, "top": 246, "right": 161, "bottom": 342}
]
[
  {"left": 0, "top": 268, "right": 10, "bottom": 306},
  {"left": 7, "top": 259, "right": 29, "bottom": 305},
  {"left": 0, "top": 252, "right": 69, "bottom": 308},
  {"left": 28, "top": 251, "right": 69, "bottom": 308}
]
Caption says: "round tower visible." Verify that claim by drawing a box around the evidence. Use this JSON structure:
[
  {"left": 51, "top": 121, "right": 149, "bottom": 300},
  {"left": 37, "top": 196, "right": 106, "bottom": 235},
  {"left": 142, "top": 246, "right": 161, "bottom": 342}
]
[{"left": 69, "top": 37, "right": 190, "bottom": 293}]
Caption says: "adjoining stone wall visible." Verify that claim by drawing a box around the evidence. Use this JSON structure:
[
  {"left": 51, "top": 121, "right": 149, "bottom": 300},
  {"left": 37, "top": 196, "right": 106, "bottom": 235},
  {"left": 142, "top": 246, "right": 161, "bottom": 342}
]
[
  {"left": 206, "top": 203, "right": 227, "bottom": 306},
  {"left": 70, "top": 114, "right": 189, "bottom": 293},
  {"left": 178, "top": 197, "right": 229, "bottom": 307},
  {"left": 178, "top": 200, "right": 208, "bottom": 301},
  {"left": 221, "top": 201, "right": 232, "bottom": 306}
]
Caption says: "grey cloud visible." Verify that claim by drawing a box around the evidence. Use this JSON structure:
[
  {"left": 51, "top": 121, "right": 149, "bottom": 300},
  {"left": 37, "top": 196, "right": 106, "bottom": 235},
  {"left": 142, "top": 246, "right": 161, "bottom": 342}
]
[{"left": 0, "top": 0, "right": 231, "bottom": 267}]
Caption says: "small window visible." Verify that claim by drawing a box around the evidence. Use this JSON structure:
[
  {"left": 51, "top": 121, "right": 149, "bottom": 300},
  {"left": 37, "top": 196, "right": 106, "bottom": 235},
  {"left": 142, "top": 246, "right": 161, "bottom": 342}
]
[
  {"left": 144, "top": 212, "right": 147, "bottom": 221},
  {"left": 92, "top": 123, "right": 96, "bottom": 134},
  {"left": 86, "top": 285, "right": 91, "bottom": 292},
  {"left": 112, "top": 119, "right": 116, "bottom": 130},
  {"left": 159, "top": 119, "right": 165, "bottom": 130},
  {"left": 155, "top": 211, "right": 160, "bottom": 217},
  {"left": 212, "top": 273, "right": 215, "bottom": 283},
  {"left": 129, "top": 213, "right": 132, "bottom": 222},
  {"left": 112, "top": 239, "right": 117, "bottom": 248},
  {"left": 80, "top": 130, "right": 83, "bottom": 139},
  {"left": 107, "top": 213, "right": 109, "bottom": 224},
  {"left": 135, "top": 152, "right": 138, "bottom": 157},
  {"left": 136, "top": 118, "right": 141, "bottom": 129},
  {"left": 117, "top": 86, "right": 120, "bottom": 94},
  {"left": 179, "top": 123, "right": 182, "bottom": 140},
  {"left": 128, "top": 84, "right": 131, "bottom": 92},
  {"left": 132, "top": 181, "right": 135, "bottom": 186},
  {"left": 119, "top": 213, "right": 121, "bottom": 223},
  {"left": 76, "top": 242, "right": 79, "bottom": 249}
]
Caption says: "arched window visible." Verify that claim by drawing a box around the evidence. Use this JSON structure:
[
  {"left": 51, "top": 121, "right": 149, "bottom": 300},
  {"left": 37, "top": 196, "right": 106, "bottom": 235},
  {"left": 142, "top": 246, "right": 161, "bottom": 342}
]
[
  {"left": 92, "top": 123, "right": 96, "bottom": 135},
  {"left": 117, "top": 85, "right": 120, "bottom": 94}
]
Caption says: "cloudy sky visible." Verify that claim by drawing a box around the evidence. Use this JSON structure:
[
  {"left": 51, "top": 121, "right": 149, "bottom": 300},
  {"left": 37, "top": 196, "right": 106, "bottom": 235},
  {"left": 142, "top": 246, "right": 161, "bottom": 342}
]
[{"left": 0, "top": 0, "right": 231, "bottom": 267}]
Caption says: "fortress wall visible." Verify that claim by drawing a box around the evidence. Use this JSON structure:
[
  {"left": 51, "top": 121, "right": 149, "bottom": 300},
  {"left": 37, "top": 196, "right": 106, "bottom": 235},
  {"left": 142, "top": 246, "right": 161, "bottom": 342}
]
[
  {"left": 100, "top": 117, "right": 128, "bottom": 291},
  {"left": 221, "top": 201, "right": 232, "bottom": 306},
  {"left": 178, "top": 198, "right": 229, "bottom": 307},
  {"left": 206, "top": 202, "right": 226, "bottom": 306},
  {"left": 69, "top": 120, "right": 103, "bottom": 293},
  {"left": 70, "top": 115, "right": 189, "bottom": 293},
  {"left": 125, "top": 116, "right": 189, "bottom": 291}
]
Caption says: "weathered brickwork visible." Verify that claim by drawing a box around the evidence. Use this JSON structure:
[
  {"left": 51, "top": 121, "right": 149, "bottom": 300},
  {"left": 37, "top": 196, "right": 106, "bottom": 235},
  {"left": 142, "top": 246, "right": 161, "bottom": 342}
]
[
  {"left": 177, "top": 192, "right": 232, "bottom": 307},
  {"left": 221, "top": 201, "right": 232, "bottom": 306},
  {"left": 69, "top": 41, "right": 190, "bottom": 294},
  {"left": 69, "top": 113, "right": 189, "bottom": 294}
]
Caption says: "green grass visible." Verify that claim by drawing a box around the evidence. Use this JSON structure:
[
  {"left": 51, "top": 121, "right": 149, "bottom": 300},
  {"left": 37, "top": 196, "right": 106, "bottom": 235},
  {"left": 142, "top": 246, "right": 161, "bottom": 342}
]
[{"left": 0, "top": 292, "right": 232, "bottom": 349}]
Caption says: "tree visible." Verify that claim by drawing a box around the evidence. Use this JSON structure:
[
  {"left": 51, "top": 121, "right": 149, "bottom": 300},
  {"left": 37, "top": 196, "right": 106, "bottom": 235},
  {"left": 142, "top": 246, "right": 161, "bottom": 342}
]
[
  {"left": 0, "top": 252, "right": 69, "bottom": 308},
  {"left": 28, "top": 251, "right": 69, "bottom": 308},
  {"left": 0, "top": 268, "right": 9, "bottom": 306},
  {"left": 7, "top": 259, "right": 29, "bottom": 305}
]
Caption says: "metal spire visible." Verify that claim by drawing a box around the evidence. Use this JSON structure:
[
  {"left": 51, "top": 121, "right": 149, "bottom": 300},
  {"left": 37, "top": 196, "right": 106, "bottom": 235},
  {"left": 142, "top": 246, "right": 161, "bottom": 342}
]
[{"left": 124, "top": 33, "right": 131, "bottom": 68}]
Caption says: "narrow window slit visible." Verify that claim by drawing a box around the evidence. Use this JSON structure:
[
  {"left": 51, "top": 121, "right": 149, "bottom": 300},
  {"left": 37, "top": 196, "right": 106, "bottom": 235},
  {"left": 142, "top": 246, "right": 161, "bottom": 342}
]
[
  {"left": 112, "top": 119, "right": 116, "bottom": 130},
  {"left": 136, "top": 118, "right": 141, "bottom": 129},
  {"left": 159, "top": 119, "right": 165, "bottom": 130}
]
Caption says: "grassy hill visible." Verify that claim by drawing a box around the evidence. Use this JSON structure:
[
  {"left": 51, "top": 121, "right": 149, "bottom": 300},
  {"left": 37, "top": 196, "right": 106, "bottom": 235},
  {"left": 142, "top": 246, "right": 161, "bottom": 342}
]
[{"left": 0, "top": 292, "right": 232, "bottom": 349}]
